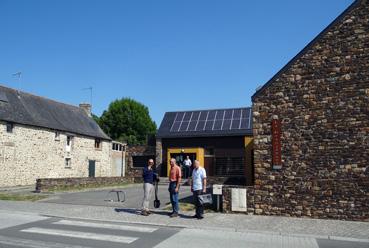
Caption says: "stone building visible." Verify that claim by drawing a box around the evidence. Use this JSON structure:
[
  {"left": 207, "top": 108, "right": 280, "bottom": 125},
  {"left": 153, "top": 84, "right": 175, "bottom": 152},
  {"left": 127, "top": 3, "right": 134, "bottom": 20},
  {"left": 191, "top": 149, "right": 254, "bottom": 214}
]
[
  {"left": 0, "top": 85, "right": 113, "bottom": 187},
  {"left": 156, "top": 107, "right": 253, "bottom": 184},
  {"left": 252, "top": 0, "right": 369, "bottom": 220}
]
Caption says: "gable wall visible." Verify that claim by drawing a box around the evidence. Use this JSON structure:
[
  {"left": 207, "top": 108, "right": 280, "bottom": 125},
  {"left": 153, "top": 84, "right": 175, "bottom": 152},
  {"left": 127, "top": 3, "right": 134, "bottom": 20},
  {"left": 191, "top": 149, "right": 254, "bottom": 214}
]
[{"left": 252, "top": 1, "right": 369, "bottom": 220}]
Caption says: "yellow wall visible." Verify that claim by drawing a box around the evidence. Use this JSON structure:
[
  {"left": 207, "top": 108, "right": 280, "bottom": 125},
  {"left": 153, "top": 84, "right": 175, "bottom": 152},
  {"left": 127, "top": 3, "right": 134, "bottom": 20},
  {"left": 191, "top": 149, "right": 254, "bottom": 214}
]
[
  {"left": 167, "top": 147, "right": 204, "bottom": 176},
  {"left": 244, "top": 136, "right": 254, "bottom": 186}
]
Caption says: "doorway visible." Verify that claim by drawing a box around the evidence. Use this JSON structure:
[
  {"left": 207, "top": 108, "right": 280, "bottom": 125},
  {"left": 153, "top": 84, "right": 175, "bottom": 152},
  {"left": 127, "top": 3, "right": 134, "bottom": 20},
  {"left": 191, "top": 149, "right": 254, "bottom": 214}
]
[
  {"left": 171, "top": 153, "right": 196, "bottom": 179},
  {"left": 88, "top": 160, "right": 96, "bottom": 177}
]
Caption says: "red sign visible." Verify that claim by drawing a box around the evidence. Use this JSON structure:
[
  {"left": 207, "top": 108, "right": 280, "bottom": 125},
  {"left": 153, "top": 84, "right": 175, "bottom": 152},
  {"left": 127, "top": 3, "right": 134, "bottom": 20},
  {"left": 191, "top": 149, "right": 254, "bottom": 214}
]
[{"left": 272, "top": 119, "right": 282, "bottom": 169}]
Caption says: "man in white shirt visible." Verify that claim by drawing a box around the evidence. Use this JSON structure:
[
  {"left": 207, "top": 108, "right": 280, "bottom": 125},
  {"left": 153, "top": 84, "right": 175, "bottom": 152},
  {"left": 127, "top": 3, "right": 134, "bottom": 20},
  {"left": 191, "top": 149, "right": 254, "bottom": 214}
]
[
  {"left": 183, "top": 156, "right": 192, "bottom": 179},
  {"left": 190, "top": 160, "right": 207, "bottom": 219}
]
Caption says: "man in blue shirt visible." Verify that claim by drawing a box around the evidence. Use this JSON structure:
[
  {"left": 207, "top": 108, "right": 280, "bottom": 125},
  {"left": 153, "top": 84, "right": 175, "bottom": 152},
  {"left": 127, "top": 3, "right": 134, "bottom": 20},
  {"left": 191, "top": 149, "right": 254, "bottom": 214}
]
[
  {"left": 190, "top": 160, "right": 207, "bottom": 219},
  {"left": 141, "top": 159, "right": 157, "bottom": 216}
]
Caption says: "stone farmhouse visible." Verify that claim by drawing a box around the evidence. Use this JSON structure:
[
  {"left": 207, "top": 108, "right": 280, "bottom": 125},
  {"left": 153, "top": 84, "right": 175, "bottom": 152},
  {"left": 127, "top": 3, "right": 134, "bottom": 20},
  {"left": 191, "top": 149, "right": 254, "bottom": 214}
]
[{"left": 0, "top": 84, "right": 116, "bottom": 187}]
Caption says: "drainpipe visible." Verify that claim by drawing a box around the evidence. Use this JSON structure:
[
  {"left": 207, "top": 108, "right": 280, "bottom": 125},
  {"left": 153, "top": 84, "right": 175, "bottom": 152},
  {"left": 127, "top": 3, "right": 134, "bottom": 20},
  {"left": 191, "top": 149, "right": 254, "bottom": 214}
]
[{"left": 121, "top": 143, "right": 127, "bottom": 177}]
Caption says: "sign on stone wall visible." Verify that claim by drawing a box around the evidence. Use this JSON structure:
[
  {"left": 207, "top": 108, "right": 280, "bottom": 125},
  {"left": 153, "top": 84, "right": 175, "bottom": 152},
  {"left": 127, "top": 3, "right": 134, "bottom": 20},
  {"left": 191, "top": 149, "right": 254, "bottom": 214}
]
[
  {"left": 231, "top": 188, "right": 247, "bottom": 212},
  {"left": 272, "top": 119, "right": 282, "bottom": 169}
]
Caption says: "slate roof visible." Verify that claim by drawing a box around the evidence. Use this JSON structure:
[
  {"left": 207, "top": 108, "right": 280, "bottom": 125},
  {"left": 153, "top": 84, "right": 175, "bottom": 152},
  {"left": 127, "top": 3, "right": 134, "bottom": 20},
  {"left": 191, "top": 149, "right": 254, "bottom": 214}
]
[
  {"left": 0, "top": 84, "right": 110, "bottom": 140},
  {"left": 252, "top": 0, "right": 361, "bottom": 100},
  {"left": 157, "top": 107, "right": 253, "bottom": 138}
]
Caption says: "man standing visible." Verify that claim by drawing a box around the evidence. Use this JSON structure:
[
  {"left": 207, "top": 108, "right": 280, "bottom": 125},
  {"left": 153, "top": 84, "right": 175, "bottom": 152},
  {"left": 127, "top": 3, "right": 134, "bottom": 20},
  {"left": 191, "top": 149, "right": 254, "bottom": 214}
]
[
  {"left": 190, "top": 160, "right": 207, "bottom": 219},
  {"left": 141, "top": 159, "right": 156, "bottom": 216},
  {"left": 168, "top": 158, "right": 181, "bottom": 217},
  {"left": 183, "top": 155, "right": 192, "bottom": 179}
]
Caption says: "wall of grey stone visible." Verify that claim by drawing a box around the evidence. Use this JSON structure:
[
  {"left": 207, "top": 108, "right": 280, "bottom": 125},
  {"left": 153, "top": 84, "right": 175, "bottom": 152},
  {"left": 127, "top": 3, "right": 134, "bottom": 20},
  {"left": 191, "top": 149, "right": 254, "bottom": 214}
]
[
  {"left": 35, "top": 177, "right": 136, "bottom": 192},
  {"left": 252, "top": 1, "right": 369, "bottom": 220},
  {"left": 0, "top": 122, "right": 112, "bottom": 187},
  {"left": 126, "top": 145, "right": 156, "bottom": 177}
]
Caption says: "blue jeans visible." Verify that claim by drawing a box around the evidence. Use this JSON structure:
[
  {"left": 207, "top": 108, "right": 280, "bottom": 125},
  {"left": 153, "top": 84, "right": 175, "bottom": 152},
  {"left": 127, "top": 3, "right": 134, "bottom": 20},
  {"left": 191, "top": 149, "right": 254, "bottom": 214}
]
[{"left": 168, "top": 182, "right": 179, "bottom": 213}]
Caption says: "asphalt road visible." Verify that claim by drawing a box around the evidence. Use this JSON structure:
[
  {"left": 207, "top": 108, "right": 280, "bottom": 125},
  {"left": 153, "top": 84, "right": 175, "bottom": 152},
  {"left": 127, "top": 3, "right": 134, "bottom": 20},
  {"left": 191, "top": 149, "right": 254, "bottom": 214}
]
[
  {"left": 0, "top": 211, "right": 367, "bottom": 248},
  {"left": 42, "top": 185, "right": 193, "bottom": 210}
]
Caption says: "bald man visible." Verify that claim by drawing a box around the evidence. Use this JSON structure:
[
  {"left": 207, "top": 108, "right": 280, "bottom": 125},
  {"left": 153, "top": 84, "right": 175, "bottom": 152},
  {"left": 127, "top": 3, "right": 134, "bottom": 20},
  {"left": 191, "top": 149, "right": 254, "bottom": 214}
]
[{"left": 168, "top": 158, "right": 181, "bottom": 217}]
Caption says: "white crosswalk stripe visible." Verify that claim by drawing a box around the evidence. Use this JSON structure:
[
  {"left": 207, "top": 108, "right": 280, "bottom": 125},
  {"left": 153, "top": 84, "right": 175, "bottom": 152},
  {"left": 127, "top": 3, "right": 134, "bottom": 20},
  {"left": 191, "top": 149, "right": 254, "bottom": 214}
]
[
  {"left": 0, "top": 234, "right": 91, "bottom": 248},
  {"left": 53, "top": 219, "right": 158, "bottom": 233},
  {"left": 21, "top": 227, "right": 138, "bottom": 244}
]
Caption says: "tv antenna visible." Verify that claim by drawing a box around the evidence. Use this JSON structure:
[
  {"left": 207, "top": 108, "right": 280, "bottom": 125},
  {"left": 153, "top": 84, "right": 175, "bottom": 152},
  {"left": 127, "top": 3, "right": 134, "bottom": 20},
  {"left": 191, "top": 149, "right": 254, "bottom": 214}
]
[
  {"left": 12, "top": 71, "right": 22, "bottom": 89},
  {"left": 81, "top": 86, "right": 93, "bottom": 106}
]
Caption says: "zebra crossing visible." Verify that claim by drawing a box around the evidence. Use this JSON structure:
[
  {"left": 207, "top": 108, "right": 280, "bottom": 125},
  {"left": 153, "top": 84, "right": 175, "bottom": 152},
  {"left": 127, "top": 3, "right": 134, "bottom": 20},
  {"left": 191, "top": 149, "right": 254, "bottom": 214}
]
[{"left": 0, "top": 217, "right": 179, "bottom": 248}]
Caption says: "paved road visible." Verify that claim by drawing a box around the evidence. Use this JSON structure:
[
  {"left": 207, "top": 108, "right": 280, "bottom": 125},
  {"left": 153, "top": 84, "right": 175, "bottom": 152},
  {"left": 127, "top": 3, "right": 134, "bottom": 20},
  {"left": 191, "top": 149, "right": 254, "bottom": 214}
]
[
  {"left": 41, "top": 185, "right": 193, "bottom": 210},
  {"left": 0, "top": 212, "right": 367, "bottom": 248},
  {"left": 0, "top": 212, "right": 178, "bottom": 248}
]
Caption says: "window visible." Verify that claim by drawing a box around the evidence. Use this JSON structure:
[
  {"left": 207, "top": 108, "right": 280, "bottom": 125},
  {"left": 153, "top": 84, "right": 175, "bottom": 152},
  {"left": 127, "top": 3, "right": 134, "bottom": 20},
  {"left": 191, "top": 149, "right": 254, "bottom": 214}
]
[
  {"left": 112, "top": 143, "right": 123, "bottom": 151},
  {"left": 132, "top": 156, "right": 155, "bottom": 168},
  {"left": 65, "top": 158, "right": 71, "bottom": 168},
  {"left": 6, "top": 122, "right": 13, "bottom": 133},
  {"left": 215, "top": 156, "right": 245, "bottom": 176},
  {"left": 66, "top": 136, "right": 73, "bottom": 152},
  {"left": 55, "top": 132, "right": 60, "bottom": 141},
  {"left": 95, "top": 139, "right": 101, "bottom": 149}
]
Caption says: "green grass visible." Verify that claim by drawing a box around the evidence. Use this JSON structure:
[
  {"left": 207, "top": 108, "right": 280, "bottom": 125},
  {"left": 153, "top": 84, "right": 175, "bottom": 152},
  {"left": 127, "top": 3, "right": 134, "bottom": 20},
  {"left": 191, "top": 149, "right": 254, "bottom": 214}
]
[{"left": 0, "top": 193, "right": 48, "bottom": 202}]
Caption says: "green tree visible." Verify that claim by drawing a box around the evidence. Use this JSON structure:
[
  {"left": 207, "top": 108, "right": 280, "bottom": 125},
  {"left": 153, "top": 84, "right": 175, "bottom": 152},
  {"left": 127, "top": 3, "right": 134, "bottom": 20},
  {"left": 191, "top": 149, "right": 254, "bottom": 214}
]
[{"left": 99, "top": 98, "right": 157, "bottom": 145}]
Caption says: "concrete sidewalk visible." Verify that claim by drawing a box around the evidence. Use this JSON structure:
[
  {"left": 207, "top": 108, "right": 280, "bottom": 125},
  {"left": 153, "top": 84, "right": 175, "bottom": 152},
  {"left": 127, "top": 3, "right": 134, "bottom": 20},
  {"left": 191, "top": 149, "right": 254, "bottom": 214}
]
[{"left": 0, "top": 200, "right": 368, "bottom": 243}]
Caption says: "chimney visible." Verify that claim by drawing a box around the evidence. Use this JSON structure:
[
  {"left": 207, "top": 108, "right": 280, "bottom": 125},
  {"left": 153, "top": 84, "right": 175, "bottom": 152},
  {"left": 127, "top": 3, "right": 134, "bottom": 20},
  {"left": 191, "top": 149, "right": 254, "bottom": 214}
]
[{"left": 79, "top": 103, "right": 92, "bottom": 117}]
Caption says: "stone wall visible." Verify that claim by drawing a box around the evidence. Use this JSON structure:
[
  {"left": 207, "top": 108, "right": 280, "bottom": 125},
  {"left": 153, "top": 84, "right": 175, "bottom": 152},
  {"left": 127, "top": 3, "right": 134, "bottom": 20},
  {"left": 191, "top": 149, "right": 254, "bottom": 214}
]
[
  {"left": 126, "top": 145, "right": 156, "bottom": 177},
  {"left": 35, "top": 176, "right": 143, "bottom": 192},
  {"left": 252, "top": 0, "right": 369, "bottom": 221},
  {"left": 0, "top": 122, "right": 112, "bottom": 187}
]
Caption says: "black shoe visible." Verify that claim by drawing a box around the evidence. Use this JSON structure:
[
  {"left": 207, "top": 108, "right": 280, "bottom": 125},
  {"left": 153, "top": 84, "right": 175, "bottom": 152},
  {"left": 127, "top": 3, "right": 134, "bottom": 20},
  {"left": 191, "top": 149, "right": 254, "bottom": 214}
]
[
  {"left": 170, "top": 212, "right": 178, "bottom": 218},
  {"left": 196, "top": 215, "right": 204, "bottom": 219},
  {"left": 192, "top": 215, "right": 198, "bottom": 218}
]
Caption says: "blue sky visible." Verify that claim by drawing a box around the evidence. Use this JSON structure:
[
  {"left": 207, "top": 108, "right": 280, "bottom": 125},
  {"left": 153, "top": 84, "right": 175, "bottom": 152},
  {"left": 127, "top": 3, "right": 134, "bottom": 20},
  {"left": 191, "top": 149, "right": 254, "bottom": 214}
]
[{"left": 0, "top": 0, "right": 353, "bottom": 125}]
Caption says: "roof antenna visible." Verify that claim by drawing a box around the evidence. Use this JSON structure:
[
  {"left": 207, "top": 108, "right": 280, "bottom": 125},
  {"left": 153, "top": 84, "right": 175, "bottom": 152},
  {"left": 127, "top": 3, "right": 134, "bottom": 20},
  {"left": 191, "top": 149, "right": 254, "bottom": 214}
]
[
  {"left": 12, "top": 71, "right": 22, "bottom": 87},
  {"left": 81, "top": 86, "right": 93, "bottom": 107}
]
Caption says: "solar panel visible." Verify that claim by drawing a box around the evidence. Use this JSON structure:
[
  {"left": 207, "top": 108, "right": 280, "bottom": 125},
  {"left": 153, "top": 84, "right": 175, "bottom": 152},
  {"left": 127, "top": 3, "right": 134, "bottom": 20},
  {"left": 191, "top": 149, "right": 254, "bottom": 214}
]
[
  {"left": 196, "top": 120, "right": 206, "bottom": 131},
  {"left": 170, "top": 121, "right": 181, "bottom": 132},
  {"left": 198, "top": 111, "right": 207, "bottom": 121},
  {"left": 207, "top": 110, "right": 216, "bottom": 120},
  {"left": 240, "top": 118, "right": 248, "bottom": 129},
  {"left": 233, "top": 109, "right": 241, "bottom": 119},
  {"left": 213, "top": 119, "right": 223, "bottom": 130},
  {"left": 231, "top": 119, "right": 241, "bottom": 129},
  {"left": 183, "top": 112, "right": 192, "bottom": 121},
  {"left": 174, "top": 112, "right": 184, "bottom": 122},
  {"left": 179, "top": 121, "right": 190, "bottom": 131},
  {"left": 224, "top": 109, "right": 233, "bottom": 119},
  {"left": 168, "top": 108, "right": 252, "bottom": 133},
  {"left": 223, "top": 119, "right": 232, "bottom": 130},
  {"left": 191, "top": 112, "right": 200, "bottom": 120},
  {"left": 188, "top": 121, "right": 197, "bottom": 131},
  {"left": 204, "top": 120, "right": 214, "bottom": 131}
]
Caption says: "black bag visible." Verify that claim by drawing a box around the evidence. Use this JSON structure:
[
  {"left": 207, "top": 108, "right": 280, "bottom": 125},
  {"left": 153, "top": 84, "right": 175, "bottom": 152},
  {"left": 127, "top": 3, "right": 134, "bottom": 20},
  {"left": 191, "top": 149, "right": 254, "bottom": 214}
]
[
  {"left": 153, "top": 181, "right": 160, "bottom": 208},
  {"left": 198, "top": 193, "right": 213, "bottom": 205}
]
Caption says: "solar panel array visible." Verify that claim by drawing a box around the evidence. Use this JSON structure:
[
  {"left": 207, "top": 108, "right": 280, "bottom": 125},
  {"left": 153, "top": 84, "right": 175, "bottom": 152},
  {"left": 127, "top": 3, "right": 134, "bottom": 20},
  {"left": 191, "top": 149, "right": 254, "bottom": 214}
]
[{"left": 169, "top": 108, "right": 252, "bottom": 133}]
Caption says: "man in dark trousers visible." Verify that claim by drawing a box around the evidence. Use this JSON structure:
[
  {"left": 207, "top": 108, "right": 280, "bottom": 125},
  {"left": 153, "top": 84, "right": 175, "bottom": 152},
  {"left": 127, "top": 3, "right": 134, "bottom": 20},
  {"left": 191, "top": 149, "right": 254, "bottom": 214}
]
[{"left": 190, "top": 160, "right": 207, "bottom": 219}]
